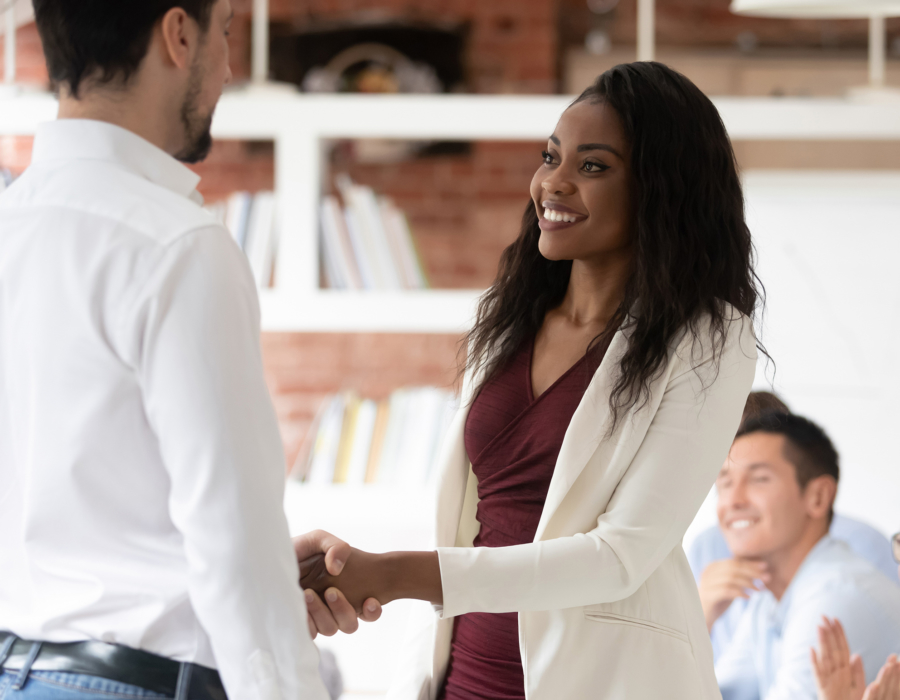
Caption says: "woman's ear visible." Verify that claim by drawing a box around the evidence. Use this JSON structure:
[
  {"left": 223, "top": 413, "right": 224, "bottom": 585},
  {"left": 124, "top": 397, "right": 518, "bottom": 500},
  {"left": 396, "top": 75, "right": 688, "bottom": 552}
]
[{"left": 804, "top": 475, "right": 837, "bottom": 522}]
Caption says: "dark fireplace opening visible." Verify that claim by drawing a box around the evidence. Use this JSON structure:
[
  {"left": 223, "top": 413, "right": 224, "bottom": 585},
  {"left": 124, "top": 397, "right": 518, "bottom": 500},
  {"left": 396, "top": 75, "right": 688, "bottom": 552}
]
[{"left": 269, "top": 19, "right": 469, "bottom": 94}]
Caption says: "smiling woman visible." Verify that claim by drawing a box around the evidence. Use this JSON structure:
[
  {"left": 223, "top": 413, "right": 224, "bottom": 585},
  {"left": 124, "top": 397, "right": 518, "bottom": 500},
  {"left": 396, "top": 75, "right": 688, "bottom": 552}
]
[
  {"left": 300, "top": 61, "right": 767, "bottom": 700},
  {"left": 464, "top": 62, "right": 767, "bottom": 431}
]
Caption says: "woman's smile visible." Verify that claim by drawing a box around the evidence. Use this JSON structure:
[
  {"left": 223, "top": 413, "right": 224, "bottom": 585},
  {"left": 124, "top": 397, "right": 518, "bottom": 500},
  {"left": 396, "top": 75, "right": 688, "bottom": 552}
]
[{"left": 539, "top": 200, "right": 588, "bottom": 231}]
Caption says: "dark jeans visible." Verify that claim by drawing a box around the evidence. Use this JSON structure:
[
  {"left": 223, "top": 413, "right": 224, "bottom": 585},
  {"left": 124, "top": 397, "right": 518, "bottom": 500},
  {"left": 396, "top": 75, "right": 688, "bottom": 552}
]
[
  {"left": 0, "top": 633, "right": 224, "bottom": 700},
  {"left": 0, "top": 670, "right": 169, "bottom": 699}
]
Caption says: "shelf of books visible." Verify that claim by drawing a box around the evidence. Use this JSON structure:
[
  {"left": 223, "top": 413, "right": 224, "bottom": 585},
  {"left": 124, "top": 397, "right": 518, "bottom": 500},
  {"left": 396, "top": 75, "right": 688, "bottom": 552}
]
[
  {"left": 4, "top": 89, "right": 900, "bottom": 335},
  {"left": 292, "top": 387, "right": 458, "bottom": 486}
]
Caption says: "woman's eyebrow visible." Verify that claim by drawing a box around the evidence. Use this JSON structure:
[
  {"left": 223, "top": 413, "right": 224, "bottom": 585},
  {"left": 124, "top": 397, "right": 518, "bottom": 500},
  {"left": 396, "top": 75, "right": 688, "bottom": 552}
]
[
  {"left": 547, "top": 135, "right": 622, "bottom": 159},
  {"left": 577, "top": 143, "right": 622, "bottom": 158}
]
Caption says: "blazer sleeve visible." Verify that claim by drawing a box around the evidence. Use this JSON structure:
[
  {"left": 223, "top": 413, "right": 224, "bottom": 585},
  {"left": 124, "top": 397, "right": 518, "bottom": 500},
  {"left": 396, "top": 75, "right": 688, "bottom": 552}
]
[{"left": 436, "top": 314, "right": 757, "bottom": 617}]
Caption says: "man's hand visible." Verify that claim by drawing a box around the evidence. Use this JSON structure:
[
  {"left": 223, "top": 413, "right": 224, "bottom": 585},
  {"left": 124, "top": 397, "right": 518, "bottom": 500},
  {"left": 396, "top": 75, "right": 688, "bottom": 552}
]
[
  {"left": 698, "top": 559, "right": 770, "bottom": 631},
  {"left": 299, "top": 548, "right": 442, "bottom": 612},
  {"left": 863, "top": 655, "right": 900, "bottom": 700},
  {"left": 292, "top": 530, "right": 382, "bottom": 639},
  {"left": 810, "top": 616, "right": 866, "bottom": 700},
  {"left": 299, "top": 547, "right": 389, "bottom": 614}
]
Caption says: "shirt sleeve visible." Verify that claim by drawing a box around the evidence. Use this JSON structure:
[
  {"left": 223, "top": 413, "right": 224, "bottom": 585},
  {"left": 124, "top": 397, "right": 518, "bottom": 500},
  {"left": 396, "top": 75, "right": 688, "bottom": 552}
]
[
  {"left": 127, "top": 226, "right": 328, "bottom": 700},
  {"left": 436, "top": 314, "right": 757, "bottom": 617}
]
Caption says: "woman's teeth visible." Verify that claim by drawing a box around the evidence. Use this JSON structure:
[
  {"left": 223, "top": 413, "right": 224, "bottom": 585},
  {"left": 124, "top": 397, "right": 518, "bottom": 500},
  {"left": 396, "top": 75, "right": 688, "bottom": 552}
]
[{"left": 543, "top": 208, "right": 579, "bottom": 223}]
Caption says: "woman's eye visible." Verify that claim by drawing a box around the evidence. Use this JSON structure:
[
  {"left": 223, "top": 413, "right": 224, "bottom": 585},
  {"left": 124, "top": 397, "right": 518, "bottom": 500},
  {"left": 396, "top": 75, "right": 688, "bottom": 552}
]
[
  {"left": 583, "top": 161, "right": 607, "bottom": 173},
  {"left": 541, "top": 150, "right": 553, "bottom": 164}
]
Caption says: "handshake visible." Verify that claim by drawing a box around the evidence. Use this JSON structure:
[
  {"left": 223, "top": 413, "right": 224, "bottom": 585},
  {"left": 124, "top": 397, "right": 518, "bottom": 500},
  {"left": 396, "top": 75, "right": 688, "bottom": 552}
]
[{"left": 292, "top": 530, "right": 442, "bottom": 639}]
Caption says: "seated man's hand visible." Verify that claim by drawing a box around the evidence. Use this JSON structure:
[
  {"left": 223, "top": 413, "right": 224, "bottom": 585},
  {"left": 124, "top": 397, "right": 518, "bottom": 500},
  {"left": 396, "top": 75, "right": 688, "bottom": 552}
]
[
  {"left": 292, "top": 530, "right": 382, "bottom": 639},
  {"left": 863, "top": 655, "right": 900, "bottom": 700},
  {"left": 811, "top": 616, "right": 866, "bottom": 700},
  {"left": 698, "top": 558, "right": 769, "bottom": 632}
]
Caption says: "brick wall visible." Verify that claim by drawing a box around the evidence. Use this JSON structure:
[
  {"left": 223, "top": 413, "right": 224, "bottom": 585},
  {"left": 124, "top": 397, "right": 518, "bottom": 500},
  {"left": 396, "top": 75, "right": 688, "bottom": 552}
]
[
  {"left": 190, "top": 140, "right": 276, "bottom": 202},
  {"left": 231, "top": 0, "right": 560, "bottom": 94},
  {"left": 0, "top": 23, "right": 47, "bottom": 85}
]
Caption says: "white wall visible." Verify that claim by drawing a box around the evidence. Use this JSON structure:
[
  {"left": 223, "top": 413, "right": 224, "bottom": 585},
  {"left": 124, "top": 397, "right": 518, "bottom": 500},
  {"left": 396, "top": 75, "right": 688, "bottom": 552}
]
[{"left": 686, "top": 171, "right": 900, "bottom": 549}]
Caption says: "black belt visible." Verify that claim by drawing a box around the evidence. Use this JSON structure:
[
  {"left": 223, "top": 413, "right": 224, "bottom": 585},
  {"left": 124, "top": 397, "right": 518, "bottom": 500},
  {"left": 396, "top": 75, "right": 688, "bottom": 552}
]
[{"left": 0, "top": 632, "right": 226, "bottom": 699}]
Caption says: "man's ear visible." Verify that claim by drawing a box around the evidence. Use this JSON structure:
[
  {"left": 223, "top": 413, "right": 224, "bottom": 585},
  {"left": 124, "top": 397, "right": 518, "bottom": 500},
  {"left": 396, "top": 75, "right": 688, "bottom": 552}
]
[
  {"left": 157, "top": 8, "right": 200, "bottom": 70},
  {"left": 804, "top": 475, "right": 837, "bottom": 521}
]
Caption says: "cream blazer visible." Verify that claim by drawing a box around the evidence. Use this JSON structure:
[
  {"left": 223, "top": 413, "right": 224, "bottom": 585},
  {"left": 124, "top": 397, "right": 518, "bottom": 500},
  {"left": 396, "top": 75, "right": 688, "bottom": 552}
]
[{"left": 387, "top": 309, "right": 757, "bottom": 700}]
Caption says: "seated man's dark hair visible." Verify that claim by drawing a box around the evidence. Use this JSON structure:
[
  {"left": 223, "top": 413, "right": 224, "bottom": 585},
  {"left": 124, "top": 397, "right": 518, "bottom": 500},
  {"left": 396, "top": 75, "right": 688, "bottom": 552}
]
[
  {"left": 736, "top": 411, "right": 839, "bottom": 520},
  {"left": 33, "top": 0, "right": 218, "bottom": 98},
  {"left": 740, "top": 390, "right": 789, "bottom": 429}
]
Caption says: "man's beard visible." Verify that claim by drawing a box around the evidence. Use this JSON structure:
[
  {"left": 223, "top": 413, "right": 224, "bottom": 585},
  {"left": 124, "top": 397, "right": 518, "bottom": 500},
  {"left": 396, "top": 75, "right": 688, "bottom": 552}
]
[{"left": 175, "top": 64, "right": 214, "bottom": 164}]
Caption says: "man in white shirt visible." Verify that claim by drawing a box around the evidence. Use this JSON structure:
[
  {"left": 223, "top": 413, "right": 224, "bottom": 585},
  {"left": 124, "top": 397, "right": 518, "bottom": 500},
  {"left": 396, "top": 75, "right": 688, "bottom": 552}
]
[
  {"left": 0, "top": 1, "right": 376, "bottom": 698},
  {"left": 688, "top": 392, "right": 899, "bottom": 663},
  {"left": 712, "top": 412, "right": 900, "bottom": 700}
]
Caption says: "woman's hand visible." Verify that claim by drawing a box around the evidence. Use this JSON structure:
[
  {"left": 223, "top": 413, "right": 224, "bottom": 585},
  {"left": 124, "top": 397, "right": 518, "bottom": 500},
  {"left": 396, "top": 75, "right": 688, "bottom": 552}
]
[
  {"left": 862, "top": 655, "right": 900, "bottom": 700},
  {"left": 299, "top": 547, "right": 443, "bottom": 613},
  {"left": 810, "top": 616, "right": 866, "bottom": 700},
  {"left": 292, "top": 531, "right": 383, "bottom": 638},
  {"left": 299, "top": 547, "right": 390, "bottom": 614}
]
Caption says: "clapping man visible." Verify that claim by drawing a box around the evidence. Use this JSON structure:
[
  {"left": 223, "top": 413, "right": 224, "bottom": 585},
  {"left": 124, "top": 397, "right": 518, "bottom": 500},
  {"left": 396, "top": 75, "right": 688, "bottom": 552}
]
[
  {"left": 690, "top": 393, "right": 898, "bottom": 662},
  {"left": 712, "top": 413, "right": 900, "bottom": 700},
  {"left": 0, "top": 2, "right": 375, "bottom": 698}
]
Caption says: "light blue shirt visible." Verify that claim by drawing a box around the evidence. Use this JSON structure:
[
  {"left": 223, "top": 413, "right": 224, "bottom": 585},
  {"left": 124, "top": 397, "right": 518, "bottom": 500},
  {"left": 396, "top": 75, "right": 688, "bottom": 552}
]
[
  {"left": 715, "top": 537, "right": 900, "bottom": 700},
  {"left": 688, "top": 514, "right": 899, "bottom": 662}
]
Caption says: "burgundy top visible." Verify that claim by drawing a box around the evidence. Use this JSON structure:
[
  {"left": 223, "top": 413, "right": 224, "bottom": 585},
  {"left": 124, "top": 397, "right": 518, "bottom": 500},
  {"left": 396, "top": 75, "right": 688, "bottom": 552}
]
[{"left": 438, "top": 335, "right": 610, "bottom": 700}]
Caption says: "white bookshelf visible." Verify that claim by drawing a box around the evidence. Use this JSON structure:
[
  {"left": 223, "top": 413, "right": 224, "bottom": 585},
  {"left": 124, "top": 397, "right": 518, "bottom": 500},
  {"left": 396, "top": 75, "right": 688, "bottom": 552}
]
[{"left": 3, "top": 88, "right": 900, "bottom": 332}]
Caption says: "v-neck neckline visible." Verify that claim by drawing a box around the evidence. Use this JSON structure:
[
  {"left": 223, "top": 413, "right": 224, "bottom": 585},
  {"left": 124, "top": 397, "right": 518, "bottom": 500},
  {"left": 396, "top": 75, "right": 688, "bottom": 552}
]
[{"left": 526, "top": 336, "right": 591, "bottom": 404}]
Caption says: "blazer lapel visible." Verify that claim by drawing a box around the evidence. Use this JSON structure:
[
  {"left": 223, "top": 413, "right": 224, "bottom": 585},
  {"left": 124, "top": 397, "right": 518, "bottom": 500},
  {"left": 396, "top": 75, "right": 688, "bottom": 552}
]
[
  {"left": 433, "top": 399, "right": 475, "bottom": 548},
  {"left": 534, "top": 327, "right": 629, "bottom": 540}
]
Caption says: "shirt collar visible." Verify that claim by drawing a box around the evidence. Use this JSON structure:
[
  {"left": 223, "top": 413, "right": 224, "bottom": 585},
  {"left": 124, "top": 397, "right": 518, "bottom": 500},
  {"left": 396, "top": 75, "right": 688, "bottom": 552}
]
[{"left": 31, "top": 119, "right": 203, "bottom": 203}]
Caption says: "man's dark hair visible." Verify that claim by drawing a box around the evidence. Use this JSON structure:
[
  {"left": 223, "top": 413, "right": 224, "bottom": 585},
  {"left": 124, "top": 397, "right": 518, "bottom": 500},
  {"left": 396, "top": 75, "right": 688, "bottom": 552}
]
[
  {"left": 736, "top": 411, "right": 839, "bottom": 520},
  {"left": 740, "top": 390, "right": 789, "bottom": 429},
  {"left": 33, "top": 0, "right": 217, "bottom": 98}
]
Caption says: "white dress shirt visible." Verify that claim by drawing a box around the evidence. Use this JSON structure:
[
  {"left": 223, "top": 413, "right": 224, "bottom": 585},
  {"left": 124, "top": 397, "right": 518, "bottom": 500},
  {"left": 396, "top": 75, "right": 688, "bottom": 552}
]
[
  {"left": 716, "top": 537, "right": 900, "bottom": 700},
  {"left": 0, "top": 119, "right": 328, "bottom": 700}
]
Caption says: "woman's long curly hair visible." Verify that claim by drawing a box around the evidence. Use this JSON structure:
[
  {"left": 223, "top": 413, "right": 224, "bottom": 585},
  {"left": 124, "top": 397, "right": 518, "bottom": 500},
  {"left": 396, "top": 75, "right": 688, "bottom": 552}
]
[{"left": 463, "top": 62, "right": 766, "bottom": 430}]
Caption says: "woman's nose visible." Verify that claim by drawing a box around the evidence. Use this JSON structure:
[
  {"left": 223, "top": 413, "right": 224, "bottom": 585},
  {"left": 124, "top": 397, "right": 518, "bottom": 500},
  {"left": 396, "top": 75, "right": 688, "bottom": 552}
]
[{"left": 542, "top": 174, "right": 575, "bottom": 196}]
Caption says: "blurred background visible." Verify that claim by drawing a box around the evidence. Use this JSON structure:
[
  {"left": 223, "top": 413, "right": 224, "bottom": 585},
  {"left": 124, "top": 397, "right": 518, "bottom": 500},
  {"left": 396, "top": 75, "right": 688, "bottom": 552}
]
[{"left": 2, "top": 1, "right": 899, "bottom": 697}]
